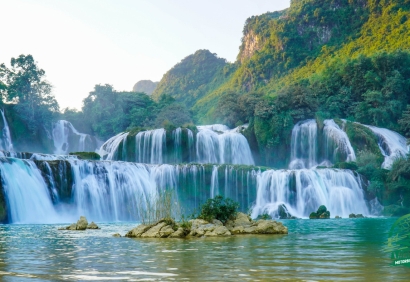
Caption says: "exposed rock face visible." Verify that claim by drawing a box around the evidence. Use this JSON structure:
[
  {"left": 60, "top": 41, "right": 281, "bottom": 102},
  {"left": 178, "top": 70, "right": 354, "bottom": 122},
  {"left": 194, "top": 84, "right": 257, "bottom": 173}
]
[
  {"left": 239, "top": 30, "right": 261, "bottom": 63},
  {"left": 125, "top": 213, "right": 288, "bottom": 239},
  {"left": 132, "top": 80, "right": 158, "bottom": 95}
]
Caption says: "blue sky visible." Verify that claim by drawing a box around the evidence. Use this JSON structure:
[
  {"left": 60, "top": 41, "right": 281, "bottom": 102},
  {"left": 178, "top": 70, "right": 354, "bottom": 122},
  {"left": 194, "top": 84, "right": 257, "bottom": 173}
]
[{"left": 1, "top": 0, "right": 290, "bottom": 109}]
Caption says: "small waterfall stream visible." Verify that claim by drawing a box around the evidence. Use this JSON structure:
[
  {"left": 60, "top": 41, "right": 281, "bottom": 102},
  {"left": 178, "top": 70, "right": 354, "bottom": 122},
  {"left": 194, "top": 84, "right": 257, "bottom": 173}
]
[
  {"left": 0, "top": 110, "right": 13, "bottom": 151},
  {"left": 52, "top": 120, "right": 99, "bottom": 154}
]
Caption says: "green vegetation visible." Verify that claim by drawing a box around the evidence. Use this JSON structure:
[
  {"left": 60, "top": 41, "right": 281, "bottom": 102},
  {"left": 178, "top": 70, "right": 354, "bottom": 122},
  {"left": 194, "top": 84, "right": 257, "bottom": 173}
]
[
  {"left": 197, "top": 195, "right": 239, "bottom": 223},
  {"left": 152, "top": 50, "right": 232, "bottom": 107},
  {"left": 69, "top": 152, "right": 101, "bottom": 160}
]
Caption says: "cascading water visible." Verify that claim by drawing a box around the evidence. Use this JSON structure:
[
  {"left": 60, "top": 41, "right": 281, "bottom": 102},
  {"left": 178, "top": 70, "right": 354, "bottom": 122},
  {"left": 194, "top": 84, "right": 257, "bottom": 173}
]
[
  {"left": 2, "top": 115, "right": 403, "bottom": 223},
  {"left": 99, "top": 124, "right": 254, "bottom": 165},
  {"left": 196, "top": 124, "right": 254, "bottom": 165},
  {"left": 322, "top": 119, "right": 356, "bottom": 163},
  {"left": 0, "top": 157, "right": 260, "bottom": 223},
  {"left": 0, "top": 158, "right": 60, "bottom": 223},
  {"left": 252, "top": 168, "right": 368, "bottom": 218},
  {"left": 0, "top": 110, "right": 13, "bottom": 151},
  {"left": 289, "top": 119, "right": 356, "bottom": 169},
  {"left": 364, "top": 125, "right": 408, "bottom": 169},
  {"left": 52, "top": 120, "right": 99, "bottom": 155},
  {"left": 135, "top": 129, "right": 166, "bottom": 164},
  {"left": 289, "top": 119, "right": 318, "bottom": 169}
]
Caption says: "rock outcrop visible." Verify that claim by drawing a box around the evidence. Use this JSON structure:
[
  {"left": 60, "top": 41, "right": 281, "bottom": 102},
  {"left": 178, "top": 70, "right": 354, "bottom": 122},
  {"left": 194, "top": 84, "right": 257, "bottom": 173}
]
[
  {"left": 309, "top": 205, "right": 330, "bottom": 219},
  {"left": 87, "top": 221, "right": 100, "bottom": 229},
  {"left": 125, "top": 213, "right": 288, "bottom": 239},
  {"left": 349, "top": 213, "right": 365, "bottom": 218},
  {"left": 58, "top": 216, "right": 100, "bottom": 231}
]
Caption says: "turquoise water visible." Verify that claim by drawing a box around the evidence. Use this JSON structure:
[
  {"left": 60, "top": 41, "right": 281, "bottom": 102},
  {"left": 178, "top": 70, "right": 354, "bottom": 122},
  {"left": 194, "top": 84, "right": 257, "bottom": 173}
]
[{"left": 0, "top": 218, "right": 409, "bottom": 281}]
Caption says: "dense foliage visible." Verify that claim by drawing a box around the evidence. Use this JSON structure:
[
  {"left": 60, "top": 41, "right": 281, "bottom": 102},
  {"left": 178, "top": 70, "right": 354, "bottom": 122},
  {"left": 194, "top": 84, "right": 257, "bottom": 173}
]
[
  {"left": 198, "top": 195, "right": 239, "bottom": 224},
  {"left": 63, "top": 84, "right": 193, "bottom": 140},
  {"left": 0, "top": 55, "right": 59, "bottom": 135},
  {"left": 152, "top": 50, "right": 233, "bottom": 107}
]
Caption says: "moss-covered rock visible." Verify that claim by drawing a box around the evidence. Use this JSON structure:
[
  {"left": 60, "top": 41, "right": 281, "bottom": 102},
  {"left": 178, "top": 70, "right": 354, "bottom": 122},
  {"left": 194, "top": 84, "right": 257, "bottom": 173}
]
[
  {"left": 69, "top": 152, "right": 101, "bottom": 160},
  {"left": 332, "top": 162, "right": 358, "bottom": 170},
  {"left": 310, "top": 205, "right": 330, "bottom": 219}
]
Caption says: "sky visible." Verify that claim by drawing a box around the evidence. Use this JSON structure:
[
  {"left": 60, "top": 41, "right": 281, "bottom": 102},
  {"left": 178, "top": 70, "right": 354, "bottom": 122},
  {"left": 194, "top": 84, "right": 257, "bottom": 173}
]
[{"left": 0, "top": 0, "right": 290, "bottom": 110}]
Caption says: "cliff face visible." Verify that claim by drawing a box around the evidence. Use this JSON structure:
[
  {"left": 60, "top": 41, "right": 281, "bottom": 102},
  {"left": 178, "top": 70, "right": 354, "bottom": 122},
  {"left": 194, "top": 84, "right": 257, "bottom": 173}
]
[{"left": 235, "top": 0, "right": 369, "bottom": 88}]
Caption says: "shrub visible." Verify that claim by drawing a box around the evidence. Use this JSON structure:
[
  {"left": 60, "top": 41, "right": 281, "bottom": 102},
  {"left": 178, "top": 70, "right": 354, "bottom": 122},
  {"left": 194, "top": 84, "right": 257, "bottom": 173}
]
[{"left": 197, "top": 195, "right": 239, "bottom": 223}]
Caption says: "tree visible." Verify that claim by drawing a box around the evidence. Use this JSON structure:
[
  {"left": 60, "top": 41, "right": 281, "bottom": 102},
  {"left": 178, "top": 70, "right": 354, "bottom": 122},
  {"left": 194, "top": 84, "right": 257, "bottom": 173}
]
[{"left": 3, "top": 55, "right": 59, "bottom": 134}]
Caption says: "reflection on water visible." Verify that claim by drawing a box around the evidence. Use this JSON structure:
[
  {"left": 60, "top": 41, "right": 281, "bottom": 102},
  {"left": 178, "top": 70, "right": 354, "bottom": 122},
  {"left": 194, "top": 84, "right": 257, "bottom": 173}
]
[{"left": 0, "top": 218, "right": 409, "bottom": 281}]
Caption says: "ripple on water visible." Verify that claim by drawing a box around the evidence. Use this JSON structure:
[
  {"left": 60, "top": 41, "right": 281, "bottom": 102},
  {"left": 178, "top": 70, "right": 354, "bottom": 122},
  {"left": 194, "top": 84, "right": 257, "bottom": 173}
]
[{"left": 0, "top": 220, "right": 408, "bottom": 280}]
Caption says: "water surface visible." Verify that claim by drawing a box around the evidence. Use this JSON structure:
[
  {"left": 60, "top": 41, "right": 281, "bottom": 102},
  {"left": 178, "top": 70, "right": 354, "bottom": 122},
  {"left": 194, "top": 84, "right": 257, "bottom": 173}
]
[{"left": 0, "top": 218, "right": 408, "bottom": 281}]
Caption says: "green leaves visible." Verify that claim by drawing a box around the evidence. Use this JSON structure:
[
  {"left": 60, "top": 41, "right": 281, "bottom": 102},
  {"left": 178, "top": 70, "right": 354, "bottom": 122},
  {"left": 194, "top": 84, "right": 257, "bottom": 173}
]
[{"left": 197, "top": 195, "right": 239, "bottom": 224}]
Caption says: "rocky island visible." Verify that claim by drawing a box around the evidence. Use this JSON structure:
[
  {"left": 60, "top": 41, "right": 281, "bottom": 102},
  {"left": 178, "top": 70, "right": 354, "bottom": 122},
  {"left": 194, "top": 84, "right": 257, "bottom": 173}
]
[{"left": 125, "top": 212, "right": 288, "bottom": 238}]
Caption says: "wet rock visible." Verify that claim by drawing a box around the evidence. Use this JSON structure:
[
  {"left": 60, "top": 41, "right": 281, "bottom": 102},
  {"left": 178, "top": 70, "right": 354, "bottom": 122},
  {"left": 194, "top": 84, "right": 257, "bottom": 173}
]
[
  {"left": 76, "top": 216, "right": 88, "bottom": 230},
  {"left": 335, "top": 216, "right": 342, "bottom": 219},
  {"left": 112, "top": 233, "right": 121, "bottom": 237},
  {"left": 125, "top": 224, "right": 151, "bottom": 238},
  {"left": 58, "top": 216, "right": 89, "bottom": 231},
  {"left": 254, "top": 220, "right": 288, "bottom": 234},
  {"left": 310, "top": 206, "right": 330, "bottom": 219},
  {"left": 349, "top": 213, "right": 365, "bottom": 218},
  {"left": 278, "top": 204, "right": 292, "bottom": 219},
  {"left": 87, "top": 221, "right": 100, "bottom": 229}
]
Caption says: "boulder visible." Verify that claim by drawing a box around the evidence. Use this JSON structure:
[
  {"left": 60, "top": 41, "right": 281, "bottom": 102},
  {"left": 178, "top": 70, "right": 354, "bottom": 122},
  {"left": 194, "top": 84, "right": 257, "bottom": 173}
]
[
  {"left": 87, "top": 221, "right": 100, "bottom": 229},
  {"left": 205, "top": 226, "right": 231, "bottom": 236},
  {"left": 278, "top": 204, "right": 291, "bottom": 219},
  {"left": 319, "top": 211, "right": 330, "bottom": 219},
  {"left": 254, "top": 220, "right": 288, "bottom": 234},
  {"left": 125, "top": 224, "right": 151, "bottom": 238},
  {"left": 169, "top": 228, "right": 185, "bottom": 238},
  {"left": 349, "top": 213, "right": 356, "bottom": 218},
  {"left": 112, "top": 233, "right": 121, "bottom": 237},
  {"left": 141, "top": 222, "right": 168, "bottom": 238},
  {"left": 356, "top": 214, "right": 364, "bottom": 218},
  {"left": 76, "top": 216, "right": 88, "bottom": 230},
  {"left": 335, "top": 216, "right": 341, "bottom": 219},
  {"left": 159, "top": 225, "right": 176, "bottom": 238},
  {"left": 310, "top": 206, "right": 330, "bottom": 219}
]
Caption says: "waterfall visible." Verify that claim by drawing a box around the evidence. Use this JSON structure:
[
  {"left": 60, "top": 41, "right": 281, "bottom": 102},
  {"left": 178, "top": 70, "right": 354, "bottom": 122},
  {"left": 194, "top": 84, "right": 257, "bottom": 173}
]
[
  {"left": 364, "top": 125, "right": 408, "bottom": 169},
  {"left": 196, "top": 124, "right": 254, "bottom": 165},
  {"left": 135, "top": 129, "right": 166, "bottom": 164},
  {"left": 289, "top": 119, "right": 356, "bottom": 169},
  {"left": 251, "top": 168, "right": 369, "bottom": 219},
  {"left": 99, "top": 125, "right": 254, "bottom": 165},
  {"left": 52, "top": 120, "right": 98, "bottom": 155},
  {"left": 0, "top": 110, "right": 13, "bottom": 151},
  {"left": 323, "top": 119, "right": 356, "bottom": 163},
  {"left": 289, "top": 119, "right": 318, "bottom": 169},
  {"left": 99, "top": 132, "right": 129, "bottom": 160},
  {"left": 0, "top": 158, "right": 60, "bottom": 223}
]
